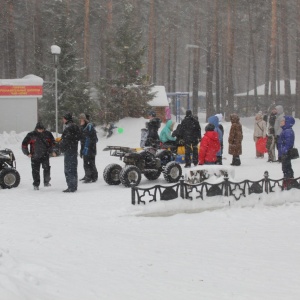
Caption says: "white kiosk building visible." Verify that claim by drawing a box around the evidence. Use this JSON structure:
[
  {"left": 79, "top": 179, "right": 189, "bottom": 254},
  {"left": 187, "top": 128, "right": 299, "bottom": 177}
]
[{"left": 0, "top": 75, "right": 43, "bottom": 133}]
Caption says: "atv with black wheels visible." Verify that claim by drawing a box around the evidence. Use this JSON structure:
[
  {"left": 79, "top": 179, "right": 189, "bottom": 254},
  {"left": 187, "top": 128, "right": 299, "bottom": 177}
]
[
  {"left": 0, "top": 149, "right": 21, "bottom": 189},
  {"left": 103, "top": 145, "right": 182, "bottom": 187}
]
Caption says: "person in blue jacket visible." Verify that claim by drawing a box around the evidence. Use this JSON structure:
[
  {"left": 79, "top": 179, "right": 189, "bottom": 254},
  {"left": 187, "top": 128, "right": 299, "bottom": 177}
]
[
  {"left": 278, "top": 115, "right": 295, "bottom": 180},
  {"left": 208, "top": 115, "right": 223, "bottom": 165},
  {"left": 159, "top": 120, "right": 177, "bottom": 146},
  {"left": 79, "top": 113, "right": 98, "bottom": 183}
]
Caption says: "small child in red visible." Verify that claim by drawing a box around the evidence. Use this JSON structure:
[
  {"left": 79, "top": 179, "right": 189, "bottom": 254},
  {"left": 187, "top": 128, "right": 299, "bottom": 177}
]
[{"left": 198, "top": 123, "right": 221, "bottom": 165}]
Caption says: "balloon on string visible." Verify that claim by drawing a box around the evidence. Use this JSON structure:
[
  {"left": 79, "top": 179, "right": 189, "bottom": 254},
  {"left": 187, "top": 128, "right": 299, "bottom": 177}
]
[{"left": 117, "top": 127, "right": 124, "bottom": 134}]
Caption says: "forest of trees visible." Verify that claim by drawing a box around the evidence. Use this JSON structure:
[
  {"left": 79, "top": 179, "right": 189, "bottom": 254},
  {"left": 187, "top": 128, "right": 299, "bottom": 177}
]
[{"left": 1, "top": 0, "right": 300, "bottom": 125}]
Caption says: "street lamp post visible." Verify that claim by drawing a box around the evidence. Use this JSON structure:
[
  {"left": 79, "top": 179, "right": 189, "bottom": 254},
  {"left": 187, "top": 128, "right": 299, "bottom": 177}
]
[{"left": 50, "top": 45, "right": 61, "bottom": 137}]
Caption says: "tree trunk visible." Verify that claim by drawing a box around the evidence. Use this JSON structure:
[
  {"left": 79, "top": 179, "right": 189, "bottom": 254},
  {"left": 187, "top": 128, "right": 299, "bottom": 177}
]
[
  {"left": 172, "top": 30, "right": 177, "bottom": 93},
  {"left": 84, "top": 0, "right": 90, "bottom": 80},
  {"left": 7, "top": 0, "right": 17, "bottom": 78},
  {"left": 248, "top": 0, "right": 258, "bottom": 111},
  {"left": 270, "top": 0, "right": 277, "bottom": 101},
  {"left": 167, "top": 25, "right": 171, "bottom": 92},
  {"left": 296, "top": 0, "right": 300, "bottom": 118},
  {"left": 147, "top": 0, "right": 155, "bottom": 80},
  {"left": 213, "top": 0, "right": 220, "bottom": 114},
  {"left": 280, "top": 0, "right": 292, "bottom": 113},
  {"left": 206, "top": 3, "right": 215, "bottom": 121},
  {"left": 225, "top": 0, "right": 236, "bottom": 121},
  {"left": 264, "top": 18, "right": 271, "bottom": 106},
  {"left": 192, "top": 16, "right": 200, "bottom": 116}
]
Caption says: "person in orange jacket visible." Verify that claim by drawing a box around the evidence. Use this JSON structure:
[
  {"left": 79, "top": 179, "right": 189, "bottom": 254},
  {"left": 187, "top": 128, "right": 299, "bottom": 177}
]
[{"left": 198, "top": 123, "right": 221, "bottom": 165}]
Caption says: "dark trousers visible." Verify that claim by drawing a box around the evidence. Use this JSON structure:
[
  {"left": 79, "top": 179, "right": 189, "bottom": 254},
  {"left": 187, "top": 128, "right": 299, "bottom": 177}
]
[
  {"left": 31, "top": 157, "right": 51, "bottom": 187},
  {"left": 282, "top": 155, "right": 293, "bottom": 179},
  {"left": 64, "top": 151, "right": 78, "bottom": 191},
  {"left": 185, "top": 141, "right": 198, "bottom": 165},
  {"left": 83, "top": 155, "right": 98, "bottom": 181}
]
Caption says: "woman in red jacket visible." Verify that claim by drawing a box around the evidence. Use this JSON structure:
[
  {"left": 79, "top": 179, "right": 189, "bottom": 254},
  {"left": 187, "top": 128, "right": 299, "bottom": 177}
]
[{"left": 198, "top": 124, "right": 221, "bottom": 165}]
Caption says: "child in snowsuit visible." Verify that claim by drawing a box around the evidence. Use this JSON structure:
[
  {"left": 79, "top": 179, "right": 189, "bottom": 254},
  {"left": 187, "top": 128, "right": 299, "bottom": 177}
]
[
  {"left": 278, "top": 116, "right": 295, "bottom": 180},
  {"left": 208, "top": 115, "right": 223, "bottom": 164},
  {"left": 266, "top": 107, "right": 277, "bottom": 162},
  {"left": 228, "top": 114, "right": 243, "bottom": 166},
  {"left": 198, "top": 123, "right": 220, "bottom": 165},
  {"left": 159, "top": 120, "right": 177, "bottom": 146},
  {"left": 253, "top": 112, "right": 267, "bottom": 158}
]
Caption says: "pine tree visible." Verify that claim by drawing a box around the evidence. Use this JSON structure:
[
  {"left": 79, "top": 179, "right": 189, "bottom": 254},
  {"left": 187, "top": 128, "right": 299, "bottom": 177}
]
[
  {"left": 98, "top": 2, "right": 153, "bottom": 123},
  {"left": 39, "top": 1, "right": 98, "bottom": 132}
]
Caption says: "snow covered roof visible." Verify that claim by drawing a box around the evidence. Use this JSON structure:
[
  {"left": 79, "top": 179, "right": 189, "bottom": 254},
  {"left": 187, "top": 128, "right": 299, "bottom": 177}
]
[
  {"left": 0, "top": 75, "right": 43, "bottom": 98},
  {"left": 148, "top": 86, "right": 169, "bottom": 107},
  {"left": 235, "top": 80, "right": 297, "bottom": 96},
  {"left": 0, "top": 74, "right": 43, "bottom": 86}
]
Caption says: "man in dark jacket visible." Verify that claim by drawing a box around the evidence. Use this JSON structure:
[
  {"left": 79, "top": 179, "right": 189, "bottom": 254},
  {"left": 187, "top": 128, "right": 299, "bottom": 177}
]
[
  {"left": 145, "top": 111, "right": 161, "bottom": 148},
  {"left": 60, "top": 112, "right": 80, "bottom": 192},
  {"left": 22, "top": 122, "right": 55, "bottom": 190},
  {"left": 180, "top": 110, "right": 201, "bottom": 167},
  {"left": 79, "top": 113, "right": 98, "bottom": 183}
]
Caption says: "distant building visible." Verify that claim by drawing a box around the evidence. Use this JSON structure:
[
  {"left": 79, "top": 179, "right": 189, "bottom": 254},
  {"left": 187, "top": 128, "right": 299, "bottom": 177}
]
[
  {"left": 234, "top": 80, "right": 297, "bottom": 116},
  {"left": 148, "top": 86, "right": 169, "bottom": 122},
  {"left": 0, "top": 75, "right": 43, "bottom": 133}
]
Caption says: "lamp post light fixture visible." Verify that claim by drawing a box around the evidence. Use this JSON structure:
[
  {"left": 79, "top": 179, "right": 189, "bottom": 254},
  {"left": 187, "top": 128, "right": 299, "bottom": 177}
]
[{"left": 50, "top": 45, "right": 61, "bottom": 137}]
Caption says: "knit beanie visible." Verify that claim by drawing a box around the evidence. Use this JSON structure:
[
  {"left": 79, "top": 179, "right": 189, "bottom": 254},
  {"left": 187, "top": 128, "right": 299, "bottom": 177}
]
[{"left": 63, "top": 112, "right": 73, "bottom": 121}]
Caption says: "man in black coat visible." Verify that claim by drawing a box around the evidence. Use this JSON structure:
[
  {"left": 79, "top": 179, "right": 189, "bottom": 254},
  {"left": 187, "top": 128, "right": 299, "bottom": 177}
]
[
  {"left": 145, "top": 111, "right": 161, "bottom": 148},
  {"left": 79, "top": 113, "right": 98, "bottom": 183},
  {"left": 22, "top": 122, "right": 55, "bottom": 190},
  {"left": 60, "top": 112, "right": 81, "bottom": 193},
  {"left": 180, "top": 110, "right": 201, "bottom": 167}
]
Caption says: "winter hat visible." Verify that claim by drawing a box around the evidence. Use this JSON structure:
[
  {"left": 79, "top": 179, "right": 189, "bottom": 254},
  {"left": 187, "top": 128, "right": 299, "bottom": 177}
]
[
  {"left": 63, "top": 112, "right": 73, "bottom": 121},
  {"left": 148, "top": 111, "right": 156, "bottom": 117},
  {"left": 79, "top": 113, "right": 88, "bottom": 121},
  {"left": 215, "top": 113, "right": 223, "bottom": 123},
  {"left": 35, "top": 122, "right": 45, "bottom": 130},
  {"left": 205, "top": 123, "right": 215, "bottom": 132},
  {"left": 186, "top": 109, "right": 192, "bottom": 117}
]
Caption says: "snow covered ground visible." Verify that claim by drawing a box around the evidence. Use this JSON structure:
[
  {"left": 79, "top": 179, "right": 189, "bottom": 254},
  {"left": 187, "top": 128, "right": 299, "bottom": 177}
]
[{"left": 0, "top": 114, "right": 300, "bottom": 300}]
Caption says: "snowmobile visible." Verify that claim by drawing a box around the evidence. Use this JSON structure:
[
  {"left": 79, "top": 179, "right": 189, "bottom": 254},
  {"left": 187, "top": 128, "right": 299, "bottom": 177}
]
[
  {"left": 103, "top": 145, "right": 182, "bottom": 187},
  {"left": 0, "top": 149, "right": 21, "bottom": 189}
]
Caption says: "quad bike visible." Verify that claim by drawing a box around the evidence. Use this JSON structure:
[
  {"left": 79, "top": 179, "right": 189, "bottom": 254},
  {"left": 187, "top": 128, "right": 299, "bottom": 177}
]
[
  {"left": 0, "top": 149, "right": 21, "bottom": 189},
  {"left": 103, "top": 145, "right": 182, "bottom": 187}
]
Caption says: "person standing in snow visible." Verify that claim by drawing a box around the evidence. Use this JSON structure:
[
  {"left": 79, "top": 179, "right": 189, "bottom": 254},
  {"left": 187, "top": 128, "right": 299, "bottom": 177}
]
[
  {"left": 22, "top": 122, "right": 55, "bottom": 190},
  {"left": 145, "top": 111, "right": 161, "bottom": 148},
  {"left": 278, "top": 116, "right": 295, "bottom": 182},
  {"left": 180, "top": 110, "right": 202, "bottom": 167},
  {"left": 208, "top": 115, "right": 223, "bottom": 164},
  {"left": 228, "top": 113, "right": 243, "bottom": 166},
  {"left": 274, "top": 105, "right": 285, "bottom": 162},
  {"left": 159, "top": 120, "right": 177, "bottom": 146},
  {"left": 198, "top": 124, "right": 220, "bottom": 165},
  {"left": 79, "top": 113, "right": 98, "bottom": 183},
  {"left": 60, "top": 112, "right": 81, "bottom": 193},
  {"left": 266, "top": 106, "right": 277, "bottom": 162},
  {"left": 253, "top": 112, "right": 267, "bottom": 158}
]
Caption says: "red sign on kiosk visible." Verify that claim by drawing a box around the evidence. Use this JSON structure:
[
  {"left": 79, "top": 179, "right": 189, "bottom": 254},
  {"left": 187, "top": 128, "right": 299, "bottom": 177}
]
[{"left": 0, "top": 85, "right": 43, "bottom": 96}]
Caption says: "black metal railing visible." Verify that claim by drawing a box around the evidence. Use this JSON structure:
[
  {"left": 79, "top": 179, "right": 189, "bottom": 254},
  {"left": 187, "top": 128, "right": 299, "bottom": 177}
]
[{"left": 131, "top": 171, "right": 300, "bottom": 205}]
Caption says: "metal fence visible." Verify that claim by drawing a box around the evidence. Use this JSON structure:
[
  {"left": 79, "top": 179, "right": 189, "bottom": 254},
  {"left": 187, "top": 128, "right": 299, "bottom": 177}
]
[{"left": 131, "top": 171, "right": 300, "bottom": 205}]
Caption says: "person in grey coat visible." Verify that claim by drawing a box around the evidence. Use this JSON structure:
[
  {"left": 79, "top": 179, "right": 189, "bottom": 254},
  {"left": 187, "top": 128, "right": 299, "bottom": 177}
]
[{"left": 274, "top": 105, "right": 285, "bottom": 162}]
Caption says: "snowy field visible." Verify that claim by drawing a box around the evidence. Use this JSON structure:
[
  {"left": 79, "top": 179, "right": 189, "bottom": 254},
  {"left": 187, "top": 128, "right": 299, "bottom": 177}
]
[{"left": 0, "top": 113, "right": 300, "bottom": 300}]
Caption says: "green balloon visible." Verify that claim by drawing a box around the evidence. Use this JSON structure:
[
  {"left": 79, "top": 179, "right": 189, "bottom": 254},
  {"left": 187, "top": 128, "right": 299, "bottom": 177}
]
[{"left": 117, "top": 127, "right": 124, "bottom": 134}]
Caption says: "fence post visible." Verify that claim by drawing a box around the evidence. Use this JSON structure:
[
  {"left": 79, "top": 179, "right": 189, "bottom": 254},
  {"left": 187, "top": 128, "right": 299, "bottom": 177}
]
[
  {"left": 264, "top": 171, "right": 269, "bottom": 194},
  {"left": 131, "top": 181, "right": 136, "bottom": 205},
  {"left": 179, "top": 176, "right": 185, "bottom": 199},
  {"left": 224, "top": 172, "right": 229, "bottom": 197}
]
